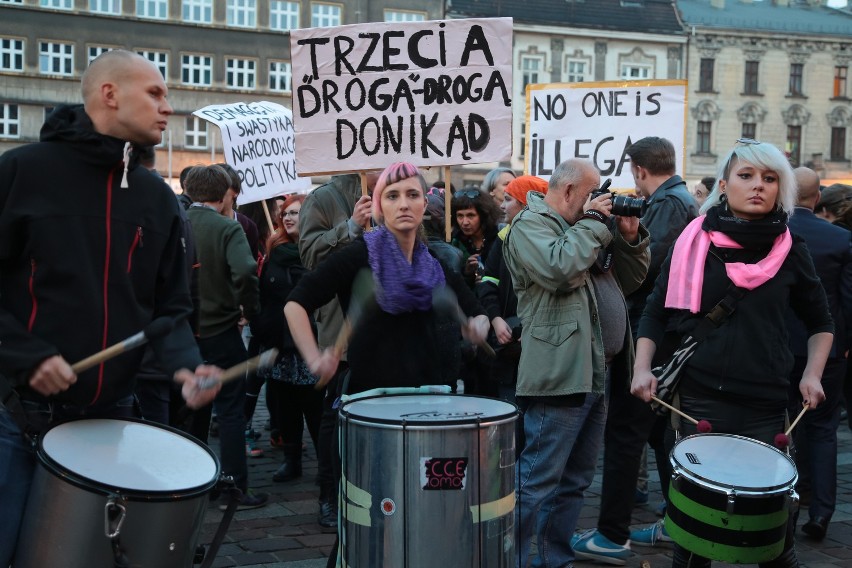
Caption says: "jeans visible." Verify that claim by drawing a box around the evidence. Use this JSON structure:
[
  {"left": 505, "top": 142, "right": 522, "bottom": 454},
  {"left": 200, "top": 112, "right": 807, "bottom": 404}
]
[
  {"left": 516, "top": 392, "right": 608, "bottom": 568},
  {"left": 198, "top": 327, "right": 249, "bottom": 492}
]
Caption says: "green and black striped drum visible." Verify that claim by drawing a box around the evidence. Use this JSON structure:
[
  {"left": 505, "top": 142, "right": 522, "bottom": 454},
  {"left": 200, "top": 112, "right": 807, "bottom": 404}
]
[{"left": 666, "top": 434, "right": 798, "bottom": 564}]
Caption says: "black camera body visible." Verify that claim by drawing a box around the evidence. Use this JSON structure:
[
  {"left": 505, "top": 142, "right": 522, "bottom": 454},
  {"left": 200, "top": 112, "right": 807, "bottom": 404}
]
[{"left": 590, "top": 179, "right": 648, "bottom": 218}]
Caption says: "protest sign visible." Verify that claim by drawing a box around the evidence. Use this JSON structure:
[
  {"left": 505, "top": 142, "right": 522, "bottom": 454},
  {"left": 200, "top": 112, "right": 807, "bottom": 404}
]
[
  {"left": 290, "top": 18, "right": 513, "bottom": 176},
  {"left": 193, "top": 101, "right": 311, "bottom": 204},
  {"left": 525, "top": 81, "right": 687, "bottom": 191}
]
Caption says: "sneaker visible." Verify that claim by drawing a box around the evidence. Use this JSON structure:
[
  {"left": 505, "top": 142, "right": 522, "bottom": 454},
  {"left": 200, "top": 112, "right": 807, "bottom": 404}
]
[
  {"left": 220, "top": 491, "right": 269, "bottom": 511},
  {"left": 245, "top": 428, "right": 261, "bottom": 441},
  {"left": 634, "top": 487, "right": 649, "bottom": 506},
  {"left": 571, "top": 529, "right": 630, "bottom": 566},
  {"left": 269, "top": 433, "right": 284, "bottom": 448},
  {"left": 629, "top": 520, "right": 673, "bottom": 548},
  {"left": 318, "top": 500, "right": 338, "bottom": 529},
  {"left": 245, "top": 439, "right": 264, "bottom": 458}
]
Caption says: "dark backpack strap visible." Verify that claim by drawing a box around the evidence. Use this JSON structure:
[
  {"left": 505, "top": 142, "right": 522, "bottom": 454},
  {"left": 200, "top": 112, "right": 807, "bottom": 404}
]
[{"left": 0, "top": 378, "right": 39, "bottom": 445}]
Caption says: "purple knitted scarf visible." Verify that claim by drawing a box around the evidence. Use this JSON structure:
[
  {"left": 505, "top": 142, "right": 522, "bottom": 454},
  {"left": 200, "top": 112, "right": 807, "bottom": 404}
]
[{"left": 364, "top": 226, "right": 445, "bottom": 314}]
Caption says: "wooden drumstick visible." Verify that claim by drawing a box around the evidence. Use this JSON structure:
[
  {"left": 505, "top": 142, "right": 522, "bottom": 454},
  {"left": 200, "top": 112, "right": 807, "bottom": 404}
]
[
  {"left": 71, "top": 317, "right": 174, "bottom": 374},
  {"left": 432, "top": 286, "right": 496, "bottom": 358},
  {"left": 775, "top": 402, "right": 809, "bottom": 449},
  {"left": 651, "top": 395, "right": 712, "bottom": 433},
  {"left": 784, "top": 402, "right": 809, "bottom": 437},
  {"left": 198, "top": 348, "right": 279, "bottom": 389}
]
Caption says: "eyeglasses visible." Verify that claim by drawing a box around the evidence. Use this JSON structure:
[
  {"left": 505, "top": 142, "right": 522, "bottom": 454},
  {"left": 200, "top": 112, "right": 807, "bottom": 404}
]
[
  {"left": 282, "top": 210, "right": 300, "bottom": 218},
  {"left": 736, "top": 137, "right": 761, "bottom": 145},
  {"left": 455, "top": 189, "right": 481, "bottom": 199}
]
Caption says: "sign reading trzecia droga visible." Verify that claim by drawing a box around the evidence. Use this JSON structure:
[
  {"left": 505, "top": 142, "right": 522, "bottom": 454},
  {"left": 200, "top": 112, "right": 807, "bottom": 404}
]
[
  {"left": 525, "top": 81, "right": 688, "bottom": 191},
  {"left": 193, "top": 101, "right": 312, "bottom": 204},
  {"left": 289, "top": 18, "right": 513, "bottom": 176}
]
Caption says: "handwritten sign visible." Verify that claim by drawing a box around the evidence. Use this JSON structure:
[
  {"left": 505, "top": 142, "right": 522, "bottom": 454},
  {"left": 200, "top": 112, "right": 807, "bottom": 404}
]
[
  {"left": 525, "top": 81, "right": 687, "bottom": 190},
  {"left": 290, "top": 18, "right": 513, "bottom": 175},
  {"left": 193, "top": 101, "right": 311, "bottom": 204}
]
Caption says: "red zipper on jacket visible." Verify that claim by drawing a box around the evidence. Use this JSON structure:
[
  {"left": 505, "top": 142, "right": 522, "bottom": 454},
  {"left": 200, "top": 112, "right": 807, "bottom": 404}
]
[
  {"left": 91, "top": 167, "right": 117, "bottom": 405},
  {"left": 27, "top": 258, "right": 37, "bottom": 332},
  {"left": 127, "top": 226, "right": 143, "bottom": 273}
]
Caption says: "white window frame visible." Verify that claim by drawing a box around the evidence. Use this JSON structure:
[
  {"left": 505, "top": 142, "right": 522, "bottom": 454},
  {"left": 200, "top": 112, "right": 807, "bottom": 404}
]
[
  {"left": 90, "top": 0, "right": 120, "bottom": 14},
  {"left": 620, "top": 63, "right": 652, "bottom": 80},
  {"left": 88, "top": 45, "right": 113, "bottom": 64},
  {"left": 383, "top": 10, "right": 426, "bottom": 22},
  {"left": 226, "top": 57, "right": 257, "bottom": 90},
  {"left": 136, "top": 0, "right": 168, "bottom": 19},
  {"left": 182, "top": 54, "right": 212, "bottom": 86},
  {"left": 185, "top": 115, "right": 208, "bottom": 149},
  {"left": 40, "top": 0, "right": 73, "bottom": 9},
  {"left": 138, "top": 50, "right": 169, "bottom": 80},
  {"left": 0, "top": 103, "right": 20, "bottom": 139},
  {"left": 566, "top": 59, "right": 587, "bottom": 83},
  {"left": 268, "top": 60, "right": 292, "bottom": 92},
  {"left": 227, "top": 0, "right": 257, "bottom": 28},
  {"left": 39, "top": 41, "right": 74, "bottom": 76},
  {"left": 311, "top": 2, "right": 341, "bottom": 27},
  {"left": 0, "top": 0, "right": 24, "bottom": 4},
  {"left": 0, "top": 38, "right": 25, "bottom": 73},
  {"left": 521, "top": 54, "right": 543, "bottom": 89},
  {"left": 182, "top": 0, "right": 213, "bottom": 23},
  {"left": 270, "top": 1, "right": 299, "bottom": 31}
]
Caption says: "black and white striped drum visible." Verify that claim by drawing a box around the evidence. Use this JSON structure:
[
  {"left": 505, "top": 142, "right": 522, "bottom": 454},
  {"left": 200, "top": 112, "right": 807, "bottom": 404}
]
[
  {"left": 666, "top": 434, "right": 798, "bottom": 564},
  {"left": 339, "top": 394, "right": 517, "bottom": 567},
  {"left": 15, "top": 418, "right": 219, "bottom": 568}
]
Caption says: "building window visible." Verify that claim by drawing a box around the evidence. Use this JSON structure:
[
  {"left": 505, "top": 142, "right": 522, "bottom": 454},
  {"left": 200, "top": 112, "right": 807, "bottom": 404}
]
[
  {"left": 742, "top": 123, "right": 756, "bottom": 140},
  {"left": 786, "top": 125, "right": 801, "bottom": 167},
  {"left": 183, "top": 0, "right": 212, "bottom": 23},
  {"left": 0, "top": 38, "right": 24, "bottom": 72},
  {"left": 0, "top": 104, "right": 19, "bottom": 138},
  {"left": 519, "top": 122, "right": 525, "bottom": 159},
  {"left": 227, "top": 0, "right": 257, "bottom": 27},
  {"left": 696, "top": 121, "right": 711, "bottom": 155},
  {"left": 834, "top": 66, "right": 848, "bottom": 99},
  {"left": 90, "top": 0, "right": 120, "bottom": 14},
  {"left": 88, "top": 46, "right": 112, "bottom": 64},
  {"left": 788, "top": 63, "right": 804, "bottom": 96},
  {"left": 226, "top": 57, "right": 256, "bottom": 89},
  {"left": 621, "top": 64, "right": 651, "bottom": 80},
  {"left": 182, "top": 54, "right": 212, "bottom": 86},
  {"left": 521, "top": 55, "right": 542, "bottom": 89},
  {"left": 40, "top": 0, "right": 73, "bottom": 8},
  {"left": 1, "top": 0, "right": 24, "bottom": 4},
  {"left": 270, "top": 1, "right": 299, "bottom": 30},
  {"left": 185, "top": 116, "right": 208, "bottom": 149},
  {"left": 137, "top": 0, "right": 168, "bottom": 19},
  {"left": 384, "top": 10, "right": 426, "bottom": 22},
  {"left": 39, "top": 42, "right": 74, "bottom": 76},
  {"left": 831, "top": 127, "right": 846, "bottom": 162},
  {"left": 566, "top": 60, "right": 586, "bottom": 83},
  {"left": 138, "top": 50, "right": 168, "bottom": 80},
  {"left": 269, "top": 60, "right": 292, "bottom": 92},
  {"left": 744, "top": 61, "right": 759, "bottom": 95},
  {"left": 311, "top": 3, "right": 341, "bottom": 27},
  {"left": 699, "top": 58, "right": 714, "bottom": 92}
]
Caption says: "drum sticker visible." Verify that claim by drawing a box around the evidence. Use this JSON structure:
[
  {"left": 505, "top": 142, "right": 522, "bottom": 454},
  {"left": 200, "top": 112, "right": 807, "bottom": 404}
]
[
  {"left": 686, "top": 452, "right": 702, "bottom": 465},
  {"left": 380, "top": 498, "right": 396, "bottom": 516},
  {"left": 421, "top": 457, "right": 468, "bottom": 490}
]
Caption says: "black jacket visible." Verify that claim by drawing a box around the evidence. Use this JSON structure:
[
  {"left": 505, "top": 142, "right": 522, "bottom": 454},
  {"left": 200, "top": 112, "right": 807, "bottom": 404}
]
[{"left": 0, "top": 105, "right": 201, "bottom": 406}]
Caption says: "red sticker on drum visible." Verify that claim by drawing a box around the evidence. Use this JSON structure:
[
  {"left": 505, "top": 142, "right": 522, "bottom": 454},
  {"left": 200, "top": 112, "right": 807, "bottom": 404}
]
[
  {"left": 421, "top": 457, "right": 468, "bottom": 490},
  {"left": 380, "top": 498, "right": 396, "bottom": 516}
]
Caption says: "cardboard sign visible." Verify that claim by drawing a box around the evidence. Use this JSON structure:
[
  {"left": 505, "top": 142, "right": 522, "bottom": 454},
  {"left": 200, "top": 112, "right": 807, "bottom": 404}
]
[
  {"left": 290, "top": 18, "right": 514, "bottom": 175},
  {"left": 525, "top": 81, "right": 688, "bottom": 190},
  {"left": 193, "top": 101, "right": 312, "bottom": 204}
]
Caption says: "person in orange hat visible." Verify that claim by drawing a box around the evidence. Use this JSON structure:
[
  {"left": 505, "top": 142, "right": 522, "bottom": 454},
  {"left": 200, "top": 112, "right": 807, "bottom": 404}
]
[{"left": 501, "top": 175, "right": 549, "bottom": 225}]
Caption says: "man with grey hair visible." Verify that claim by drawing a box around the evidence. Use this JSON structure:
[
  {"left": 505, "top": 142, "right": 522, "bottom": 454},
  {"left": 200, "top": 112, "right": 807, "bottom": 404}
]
[
  {"left": 504, "top": 158, "right": 650, "bottom": 568},
  {"left": 0, "top": 50, "right": 219, "bottom": 565}
]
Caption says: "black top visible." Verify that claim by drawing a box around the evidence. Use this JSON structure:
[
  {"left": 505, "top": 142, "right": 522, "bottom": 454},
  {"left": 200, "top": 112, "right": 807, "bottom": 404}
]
[{"left": 287, "top": 238, "right": 485, "bottom": 394}]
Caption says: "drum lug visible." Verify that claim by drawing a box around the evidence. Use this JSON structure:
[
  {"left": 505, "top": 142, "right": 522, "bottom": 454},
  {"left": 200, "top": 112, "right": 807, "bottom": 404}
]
[
  {"left": 726, "top": 490, "right": 737, "bottom": 515},
  {"left": 104, "top": 497, "right": 127, "bottom": 539},
  {"left": 788, "top": 489, "right": 800, "bottom": 513}
]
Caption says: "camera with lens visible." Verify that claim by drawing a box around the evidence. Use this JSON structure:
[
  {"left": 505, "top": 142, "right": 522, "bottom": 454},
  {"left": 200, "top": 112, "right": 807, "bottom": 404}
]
[{"left": 590, "top": 179, "right": 648, "bottom": 218}]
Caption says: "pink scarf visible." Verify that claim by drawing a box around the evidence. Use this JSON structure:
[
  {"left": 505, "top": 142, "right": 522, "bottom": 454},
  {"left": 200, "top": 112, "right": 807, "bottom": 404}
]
[{"left": 665, "top": 215, "right": 792, "bottom": 313}]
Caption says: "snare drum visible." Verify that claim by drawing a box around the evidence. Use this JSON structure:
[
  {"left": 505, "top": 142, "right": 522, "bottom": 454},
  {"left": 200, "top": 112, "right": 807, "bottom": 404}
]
[
  {"left": 14, "top": 418, "right": 220, "bottom": 568},
  {"left": 339, "top": 394, "right": 517, "bottom": 568},
  {"left": 666, "top": 434, "right": 798, "bottom": 564}
]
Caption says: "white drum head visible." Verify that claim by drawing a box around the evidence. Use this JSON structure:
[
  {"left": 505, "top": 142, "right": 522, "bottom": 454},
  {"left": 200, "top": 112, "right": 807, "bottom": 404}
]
[
  {"left": 672, "top": 434, "right": 796, "bottom": 492},
  {"left": 343, "top": 395, "right": 517, "bottom": 425},
  {"left": 41, "top": 419, "right": 218, "bottom": 492}
]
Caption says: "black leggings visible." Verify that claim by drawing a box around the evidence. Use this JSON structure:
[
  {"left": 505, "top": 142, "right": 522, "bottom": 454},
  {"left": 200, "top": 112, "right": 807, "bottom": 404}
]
[{"left": 667, "top": 393, "right": 798, "bottom": 568}]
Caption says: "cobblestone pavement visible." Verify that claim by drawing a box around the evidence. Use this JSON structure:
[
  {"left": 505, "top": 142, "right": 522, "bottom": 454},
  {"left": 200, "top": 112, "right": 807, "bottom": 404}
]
[{"left": 203, "top": 390, "right": 852, "bottom": 567}]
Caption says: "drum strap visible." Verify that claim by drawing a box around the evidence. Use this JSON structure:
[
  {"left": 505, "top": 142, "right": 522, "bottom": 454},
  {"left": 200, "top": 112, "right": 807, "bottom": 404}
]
[
  {"left": 200, "top": 486, "right": 242, "bottom": 568},
  {"left": 0, "top": 378, "right": 39, "bottom": 445}
]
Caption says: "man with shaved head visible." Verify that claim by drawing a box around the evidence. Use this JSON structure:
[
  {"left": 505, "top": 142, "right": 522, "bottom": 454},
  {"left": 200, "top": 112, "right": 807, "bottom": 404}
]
[
  {"left": 0, "top": 50, "right": 219, "bottom": 564},
  {"left": 785, "top": 166, "right": 852, "bottom": 541}
]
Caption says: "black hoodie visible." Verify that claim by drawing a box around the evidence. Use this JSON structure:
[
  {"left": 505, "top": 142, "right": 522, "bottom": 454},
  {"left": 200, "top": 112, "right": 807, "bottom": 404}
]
[{"left": 0, "top": 105, "right": 202, "bottom": 407}]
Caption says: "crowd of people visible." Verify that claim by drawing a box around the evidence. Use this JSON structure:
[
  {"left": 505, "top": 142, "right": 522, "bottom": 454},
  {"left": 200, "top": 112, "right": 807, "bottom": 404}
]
[{"left": 1, "top": 48, "right": 851, "bottom": 568}]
